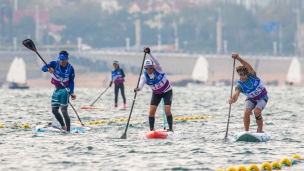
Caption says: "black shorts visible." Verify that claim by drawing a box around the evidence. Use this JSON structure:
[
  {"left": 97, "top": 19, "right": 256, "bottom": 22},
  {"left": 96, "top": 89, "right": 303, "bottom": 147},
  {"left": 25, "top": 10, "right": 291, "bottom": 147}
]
[{"left": 150, "top": 90, "right": 173, "bottom": 106}]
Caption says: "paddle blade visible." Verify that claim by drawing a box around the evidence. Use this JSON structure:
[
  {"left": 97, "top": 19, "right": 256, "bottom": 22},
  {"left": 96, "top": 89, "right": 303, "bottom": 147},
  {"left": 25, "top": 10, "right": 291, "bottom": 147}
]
[
  {"left": 22, "top": 39, "right": 37, "bottom": 52},
  {"left": 120, "top": 132, "right": 127, "bottom": 139}
]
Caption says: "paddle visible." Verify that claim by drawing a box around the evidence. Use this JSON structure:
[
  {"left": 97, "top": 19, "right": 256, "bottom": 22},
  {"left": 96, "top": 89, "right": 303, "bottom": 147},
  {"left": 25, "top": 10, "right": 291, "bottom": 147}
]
[
  {"left": 89, "top": 86, "right": 110, "bottom": 106},
  {"left": 120, "top": 52, "right": 147, "bottom": 139},
  {"left": 224, "top": 58, "right": 236, "bottom": 141},
  {"left": 22, "top": 39, "right": 85, "bottom": 126},
  {"left": 162, "top": 98, "right": 167, "bottom": 130}
]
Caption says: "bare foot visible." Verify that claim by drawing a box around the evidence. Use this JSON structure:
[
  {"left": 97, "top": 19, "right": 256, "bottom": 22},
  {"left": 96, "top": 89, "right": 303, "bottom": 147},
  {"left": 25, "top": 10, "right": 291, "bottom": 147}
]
[{"left": 61, "top": 126, "right": 67, "bottom": 131}]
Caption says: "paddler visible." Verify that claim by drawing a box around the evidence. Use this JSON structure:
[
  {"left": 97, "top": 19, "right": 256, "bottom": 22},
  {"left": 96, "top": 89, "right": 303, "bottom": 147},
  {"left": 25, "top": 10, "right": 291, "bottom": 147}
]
[
  {"left": 109, "top": 61, "right": 126, "bottom": 109},
  {"left": 228, "top": 53, "right": 268, "bottom": 133},
  {"left": 134, "top": 47, "right": 174, "bottom": 132},
  {"left": 41, "top": 50, "right": 76, "bottom": 132}
]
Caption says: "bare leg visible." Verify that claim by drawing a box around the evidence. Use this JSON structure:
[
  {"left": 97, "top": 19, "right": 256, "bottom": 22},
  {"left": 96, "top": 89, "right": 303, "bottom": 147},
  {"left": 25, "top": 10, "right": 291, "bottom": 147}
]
[
  {"left": 244, "top": 108, "right": 252, "bottom": 131},
  {"left": 254, "top": 108, "right": 263, "bottom": 133}
]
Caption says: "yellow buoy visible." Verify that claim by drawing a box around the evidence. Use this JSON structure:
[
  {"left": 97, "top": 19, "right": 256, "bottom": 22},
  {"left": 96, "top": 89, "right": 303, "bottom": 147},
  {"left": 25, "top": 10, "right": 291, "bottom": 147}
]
[
  {"left": 279, "top": 157, "right": 291, "bottom": 167},
  {"left": 209, "top": 115, "right": 214, "bottom": 118},
  {"left": 88, "top": 121, "right": 94, "bottom": 125},
  {"left": 205, "top": 116, "right": 209, "bottom": 118},
  {"left": 185, "top": 117, "right": 189, "bottom": 120},
  {"left": 237, "top": 165, "right": 247, "bottom": 171},
  {"left": 17, "top": 124, "right": 22, "bottom": 128},
  {"left": 216, "top": 169, "right": 224, "bottom": 171},
  {"left": 0, "top": 124, "right": 4, "bottom": 128},
  {"left": 292, "top": 154, "right": 300, "bottom": 159},
  {"left": 174, "top": 117, "right": 179, "bottom": 121},
  {"left": 200, "top": 116, "right": 205, "bottom": 119},
  {"left": 159, "top": 118, "right": 163, "bottom": 121},
  {"left": 248, "top": 164, "right": 259, "bottom": 171},
  {"left": 194, "top": 116, "right": 199, "bottom": 119},
  {"left": 100, "top": 120, "right": 106, "bottom": 123},
  {"left": 132, "top": 118, "right": 136, "bottom": 120},
  {"left": 115, "top": 119, "right": 119, "bottom": 122},
  {"left": 120, "top": 118, "right": 124, "bottom": 121},
  {"left": 94, "top": 120, "right": 100, "bottom": 124},
  {"left": 260, "top": 162, "right": 272, "bottom": 171},
  {"left": 226, "top": 166, "right": 237, "bottom": 171},
  {"left": 271, "top": 161, "right": 281, "bottom": 170},
  {"left": 180, "top": 117, "right": 185, "bottom": 121},
  {"left": 76, "top": 121, "right": 80, "bottom": 124},
  {"left": 24, "top": 124, "right": 30, "bottom": 128},
  {"left": 10, "top": 124, "right": 15, "bottom": 128},
  {"left": 189, "top": 117, "right": 194, "bottom": 120}
]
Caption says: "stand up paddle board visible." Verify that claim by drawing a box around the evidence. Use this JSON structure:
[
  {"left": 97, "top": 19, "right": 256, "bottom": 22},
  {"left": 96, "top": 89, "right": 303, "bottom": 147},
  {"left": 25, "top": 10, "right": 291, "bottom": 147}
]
[
  {"left": 34, "top": 123, "right": 91, "bottom": 133},
  {"left": 234, "top": 131, "right": 270, "bottom": 142},
  {"left": 81, "top": 106, "right": 106, "bottom": 110},
  {"left": 146, "top": 130, "right": 174, "bottom": 139}
]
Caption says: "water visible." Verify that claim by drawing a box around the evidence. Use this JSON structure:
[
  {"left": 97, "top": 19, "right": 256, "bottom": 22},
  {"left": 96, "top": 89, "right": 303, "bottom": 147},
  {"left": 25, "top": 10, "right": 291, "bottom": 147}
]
[{"left": 0, "top": 85, "right": 303, "bottom": 171}]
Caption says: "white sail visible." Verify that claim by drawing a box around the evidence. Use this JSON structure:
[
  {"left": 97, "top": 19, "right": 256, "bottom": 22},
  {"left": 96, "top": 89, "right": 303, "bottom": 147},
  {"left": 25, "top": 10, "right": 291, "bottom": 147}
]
[
  {"left": 192, "top": 56, "right": 209, "bottom": 82},
  {"left": 286, "top": 57, "right": 302, "bottom": 83},
  {"left": 6, "top": 57, "right": 27, "bottom": 84}
]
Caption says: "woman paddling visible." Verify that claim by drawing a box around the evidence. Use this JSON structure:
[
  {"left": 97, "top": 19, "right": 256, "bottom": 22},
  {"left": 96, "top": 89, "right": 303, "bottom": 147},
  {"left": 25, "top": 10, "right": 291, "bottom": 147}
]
[
  {"left": 228, "top": 53, "right": 268, "bottom": 133},
  {"left": 134, "top": 47, "right": 174, "bottom": 132},
  {"left": 109, "top": 61, "right": 126, "bottom": 109}
]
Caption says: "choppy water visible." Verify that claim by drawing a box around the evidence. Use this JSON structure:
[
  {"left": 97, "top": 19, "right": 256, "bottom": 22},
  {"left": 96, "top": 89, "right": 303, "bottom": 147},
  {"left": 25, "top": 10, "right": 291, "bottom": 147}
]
[{"left": 0, "top": 85, "right": 304, "bottom": 171}]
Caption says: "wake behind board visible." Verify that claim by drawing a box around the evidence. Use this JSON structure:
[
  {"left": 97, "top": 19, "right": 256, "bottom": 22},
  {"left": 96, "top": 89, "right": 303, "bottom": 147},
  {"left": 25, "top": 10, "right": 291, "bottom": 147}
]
[
  {"left": 81, "top": 105, "right": 106, "bottom": 110},
  {"left": 234, "top": 131, "right": 270, "bottom": 142},
  {"left": 146, "top": 130, "right": 174, "bottom": 139},
  {"left": 34, "top": 123, "right": 91, "bottom": 133}
]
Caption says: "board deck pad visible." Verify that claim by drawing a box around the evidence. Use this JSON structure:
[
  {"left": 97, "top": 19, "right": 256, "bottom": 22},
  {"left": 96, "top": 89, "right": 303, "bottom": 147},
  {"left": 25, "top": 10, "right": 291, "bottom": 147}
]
[
  {"left": 81, "top": 106, "right": 106, "bottom": 110},
  {"left": 34, "top": 123, "right": 91, "bottom": 133},
  {"left": 234, "top": 131, "right": 270, "bottom": 142}
]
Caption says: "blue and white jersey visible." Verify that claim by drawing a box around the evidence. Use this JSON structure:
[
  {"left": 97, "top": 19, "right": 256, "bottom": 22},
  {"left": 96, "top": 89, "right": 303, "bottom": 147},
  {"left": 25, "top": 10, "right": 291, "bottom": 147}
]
[
  {"left": 144, "top": 70, "right": 170, "bottom": 94},
  {"left": 237, "top": 76, "right": 267, "bottom": 100}
]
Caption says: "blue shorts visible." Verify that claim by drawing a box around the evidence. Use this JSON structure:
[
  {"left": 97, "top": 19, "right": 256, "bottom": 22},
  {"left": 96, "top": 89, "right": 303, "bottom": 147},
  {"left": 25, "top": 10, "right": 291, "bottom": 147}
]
[{"left": 51, "top": 89, "right": 69, "bottom": 107}]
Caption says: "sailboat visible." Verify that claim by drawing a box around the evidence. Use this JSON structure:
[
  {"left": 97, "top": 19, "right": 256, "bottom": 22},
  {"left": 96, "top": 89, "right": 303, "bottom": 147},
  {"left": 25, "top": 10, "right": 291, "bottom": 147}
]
[
  {"left": 3, "top": 57, "right": 29, "bottom": 89},
  {"left": 286, "top": 57, "right": 302, "bottom": 85},
  {"left": 191, "top": 56, "right": 209, "bottom": 83}
]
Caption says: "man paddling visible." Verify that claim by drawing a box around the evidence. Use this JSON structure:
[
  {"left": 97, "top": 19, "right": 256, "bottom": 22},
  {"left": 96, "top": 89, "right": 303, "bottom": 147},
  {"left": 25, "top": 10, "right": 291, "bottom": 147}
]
[
  {"left": 41, "top": 50, "right": 76, "bottom": 132},
  {"left": 135, "top": 47, "right": 174, "bottom": 132},
  {"left": 228, "top": 53, "right": 268, "bottom": 133}
]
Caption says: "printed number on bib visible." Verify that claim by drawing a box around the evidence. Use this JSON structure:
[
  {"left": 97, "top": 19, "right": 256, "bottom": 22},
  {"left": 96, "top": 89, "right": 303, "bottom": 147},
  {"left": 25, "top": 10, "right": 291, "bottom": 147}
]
[{"left": 152, "top": 80, "right": 165, "bottom": 90}]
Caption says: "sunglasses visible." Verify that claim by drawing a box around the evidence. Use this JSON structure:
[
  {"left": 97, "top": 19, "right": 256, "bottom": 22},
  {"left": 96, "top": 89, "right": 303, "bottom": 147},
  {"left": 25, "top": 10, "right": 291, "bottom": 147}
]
[
  {"left": 145, "top": 68, "right": 153, "bottom": 70},
  {"left": 238, "top": 72, "right": 247, "bottom": 76}
]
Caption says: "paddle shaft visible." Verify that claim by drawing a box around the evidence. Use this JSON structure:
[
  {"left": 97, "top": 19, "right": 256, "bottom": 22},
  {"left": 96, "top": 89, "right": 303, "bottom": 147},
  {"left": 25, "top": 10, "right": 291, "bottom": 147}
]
[
  {"left": 90, "top": 87, "right": 109, "bottom": 106},
  {"left": 224, "top": 58, "right": 236, "bottom": 140},
  {"left": 162, "top": 98, "right": 166, "bottom": 130},
  {"left": 121, "top": 53, "right": 147, "bottom": 139},
  {"left": 35, "top": 51, "right": 85, "bottom": 126}
]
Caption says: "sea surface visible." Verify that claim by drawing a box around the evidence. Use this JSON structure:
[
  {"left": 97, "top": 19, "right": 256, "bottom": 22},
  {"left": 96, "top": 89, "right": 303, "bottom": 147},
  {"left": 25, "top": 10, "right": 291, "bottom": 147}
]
[{"left": 0, "top": 85, "right": 303, "bottom": 171}]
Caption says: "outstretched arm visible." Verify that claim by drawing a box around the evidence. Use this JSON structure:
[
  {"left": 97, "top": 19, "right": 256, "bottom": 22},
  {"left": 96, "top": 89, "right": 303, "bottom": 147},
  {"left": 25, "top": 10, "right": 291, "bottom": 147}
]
[
  {"left": 232, "top": 53, "right": 255, "bottom": 74},
  {"left": 228, "top": 90, "right": 241, "bottom": 104},
  {"left": 149, "top": 53, "right": 163, "bottom": 73}
]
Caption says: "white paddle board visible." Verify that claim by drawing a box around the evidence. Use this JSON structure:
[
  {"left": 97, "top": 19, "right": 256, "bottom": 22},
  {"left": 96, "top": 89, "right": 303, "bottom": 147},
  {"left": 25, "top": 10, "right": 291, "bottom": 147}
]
[
  {"left": 234, "top": 131, "right": 270, "bottom": 142},
  {"left": 34, "top": 123, "right": 91, "bottom": 133}
]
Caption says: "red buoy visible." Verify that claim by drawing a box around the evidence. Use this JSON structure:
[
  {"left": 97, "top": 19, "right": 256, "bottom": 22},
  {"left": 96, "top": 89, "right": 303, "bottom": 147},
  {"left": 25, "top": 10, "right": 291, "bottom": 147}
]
[{"left": 146, "top": 130, "right": 170, "bottom": 139}]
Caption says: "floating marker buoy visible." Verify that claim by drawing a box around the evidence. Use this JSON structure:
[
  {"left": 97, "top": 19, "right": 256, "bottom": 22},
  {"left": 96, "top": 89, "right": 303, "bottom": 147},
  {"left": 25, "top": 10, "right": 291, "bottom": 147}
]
[
  {"left": 0, "top": 124, "right": 4, "bottom": 128},
  {"left": 185, "top": 117, "right": 189, "bottom": 120},
  {"left": 237, "top": 165, "right": 247, "bottom": 171},
  {"left": 226, "top": 166, "right": 237, "bottom": 171},
  {"left": 10, "top": 124, "right": 14, "bottom": 128},
  {"left": 189, "top": 117, "right": 193, "bottom": 120},
  {"left": 248, "top": 164, "right": 259, "bottom": 171},
  {"left": 94, "top": 121, "right": 100, "bottom": 124},
  {"left": 200, "top": 116, "right": 205, "bottom": 119},
  {"left": 88, "top": 121, "right": 94, "bottom": 125},
  {"left": 159, "top": 118, "right": 163, "bottom": 121},
  {"left": 260, "top": 162, "right": 272, "bottom": 171},
  {"left": 120, "top": 118, "right": 124, "bottom": 121},
  {"left": 209, "top": 115, "right": 214, "bottom": 118},
  {"left": 194, "top": 116, "right": 199, "bottom": 119},
  {"left": 216, "top": 169, "right": 224, "bottom": 171},
  {"left": 17, "top": 124, "right": 22, "bottom": 128},
  {"left": 180, "top": 117, "right": 185, "bottom": 120},
  {"left": 100, "top": 120, "right": 105, "bottom": 123},
  {"left": 174, "top": 117, "right": 179, "bottom": 121},
  {"left": 280, "top": 157, "right": 291, "bottom": 167},
  {"left": 24, "top": 124, "right": 30, "bottom": 128},
  {"left": 292, "top": 154, "right": 300, "bottom": 159},
  {"left": 115, "top": 119, "right": 119, "bottom": 122},
  {"left": 270, "top": 161, "right": 280, "bottom": 170}
]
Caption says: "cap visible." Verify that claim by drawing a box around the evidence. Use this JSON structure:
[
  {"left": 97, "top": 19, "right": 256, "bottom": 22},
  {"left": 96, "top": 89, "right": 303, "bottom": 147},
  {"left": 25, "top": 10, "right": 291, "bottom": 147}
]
[
  {"left": 144, "top": 59, "right": 154, "bottom": 69},
  {"left": 113, "top": 61, "right": 119, "bottom": 64},
  {"left": 58, "top": 54, "right": 69, "bottom": 60}
]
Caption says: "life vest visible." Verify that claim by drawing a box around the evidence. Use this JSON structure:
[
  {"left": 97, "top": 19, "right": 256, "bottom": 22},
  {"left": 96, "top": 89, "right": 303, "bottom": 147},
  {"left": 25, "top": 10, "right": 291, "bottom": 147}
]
[
  {"left": 51, "top": 60, "right": 72, "bottom": 87},
  {"left": 144, "top": 70, "right": 171, "bottom": 94},
  {"left": 237, "top": 76, "right": 267, "bottom": 100},
  {"left": 112, "top": 68, "right": 125, "bottom": 84}
]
